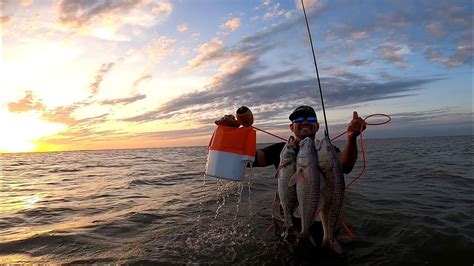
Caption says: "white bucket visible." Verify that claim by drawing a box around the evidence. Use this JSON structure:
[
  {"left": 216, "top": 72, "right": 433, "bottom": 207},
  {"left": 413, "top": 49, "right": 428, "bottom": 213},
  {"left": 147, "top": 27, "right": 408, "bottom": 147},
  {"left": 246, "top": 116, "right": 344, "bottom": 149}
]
[
  {"left": 205, "top": 126, "right": 256, "bottom": 181},
  {"left": 205, "top": 150, "right": 254, "bottom": 181}
]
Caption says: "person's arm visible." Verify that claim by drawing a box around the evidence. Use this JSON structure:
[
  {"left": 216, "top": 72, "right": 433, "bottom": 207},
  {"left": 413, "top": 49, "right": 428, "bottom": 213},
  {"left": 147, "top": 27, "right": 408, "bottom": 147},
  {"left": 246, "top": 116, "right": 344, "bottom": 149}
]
[
  {"left": 340, "top": 111, "right": 366, "bottom": 174},
  {"left": 253, "top": 142, "right": 286, "bottom": 168},
  {"left": 340, "top": 136, "right": 358, "bottom": 174},
  {"left": 215, "top": 114, "right": 241, "bottom": 127}
]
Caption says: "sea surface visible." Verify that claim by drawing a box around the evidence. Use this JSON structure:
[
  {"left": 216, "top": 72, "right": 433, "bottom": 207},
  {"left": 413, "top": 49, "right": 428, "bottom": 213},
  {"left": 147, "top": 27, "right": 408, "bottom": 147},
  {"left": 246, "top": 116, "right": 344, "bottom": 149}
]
[{"left": 1, "top": 136, "right": 473, "bottom": 265}]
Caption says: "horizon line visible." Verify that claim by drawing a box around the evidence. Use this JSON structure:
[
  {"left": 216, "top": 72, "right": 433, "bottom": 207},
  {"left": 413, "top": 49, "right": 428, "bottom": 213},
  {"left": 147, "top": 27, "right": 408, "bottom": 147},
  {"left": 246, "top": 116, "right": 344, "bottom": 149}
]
[{"left": 1, "top": 134, "right": 472, "bottom": 155}]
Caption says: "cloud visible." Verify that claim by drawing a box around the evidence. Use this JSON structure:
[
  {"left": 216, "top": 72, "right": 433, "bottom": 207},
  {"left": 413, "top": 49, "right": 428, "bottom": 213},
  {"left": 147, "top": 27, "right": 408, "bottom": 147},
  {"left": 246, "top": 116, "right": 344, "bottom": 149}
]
[
  {"left": 6, "top": 91, "right": 106, "bottom": 127},
  {"left": 222, "top": 18, "right": 240, "bottom": 31},
  {"left": 425, "top": 46, "right": 473, "bottom": 68},
  {"left": 374, "top": 12, "right": 410, "bottom": 30},
  {"left": 389, "top": 107, "right": 473, "bottom": 128},
  {"left": 241, "top": 16, "right": 298, "bottom": 45},
  {"left": 143, "top": 36, "right": 176, "bottom": 61},
  {"left": 295, "top": 0, "right": 325, "bottom": 12},
  {"left": 426, "top": 22, "right": 445, "bottom": 37},
  {"left": 99, "top": 94, "right": 146, "bottom": 105},
  {"left": 131, "top": 74, "right": 152, "bottom": 91},
  {"left": 350, "top": 31, "right": 368, "bottom": 40},
  {"left": 263, "top": 3, "right": 289, "bottom": 21},
  {"left": 322, "top": 66, "right": 368, "bottom": 81},
  {"left": 177, "top": 23, "right": 188, "bottom": 32},
  {"left": 151, "top": 1, "right": 172, "bottom": 16},
  {"left": 41, "top": 127, "right": 121, "bottom": 144},
  {"left": 89, "top": 62, "right": 115, "bottom": 96},
  {"left": 1, "top": 16, "right": 13, "bottom": 25},
  {"left": 7, "top": 91, "right": 44, "bottom": 113},
  {"left": 58, "top": 0, "right": 145, "bottom": 27},
  {"left": 41, "top": 105, "right": 78, "bottom": 126},
  {"left": 21, "top": 0, "right": 34, "bottom": 7},
  {"left": 57, "top": 0, "right": 173, "bottom": 40},
  {"left": 124, "top": 47, "right": 440, "bottom": 124},
  {"left": 348, "top": 59, "right": 370, "bottom": 66},
  {"left": 379, "top": 43, "right": 411, "bottom": 68},
  {"left": 187, "top": 38, "right": 225, "bottom": 68}
]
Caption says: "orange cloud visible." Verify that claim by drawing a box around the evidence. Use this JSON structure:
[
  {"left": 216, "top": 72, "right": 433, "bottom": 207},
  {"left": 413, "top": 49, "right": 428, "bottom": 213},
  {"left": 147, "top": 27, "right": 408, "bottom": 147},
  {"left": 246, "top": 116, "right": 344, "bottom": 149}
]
[
  {"left": 21, "top": 0, "right": 34, "bottom": 7},
  {"left": 187, "top": 38, "right": 224, "bottom": 68},
  {"left": 222, "top": 18, "right": 240, "bottom": 31},
  {"left": 41, "top": 106, "right": 78, "bottom": 126},
  {"left": 7, "top": 91, "right": 44, "bottom": 113},
  {"left": 143, "top": 36, "right": 176, "bottom": 61},
  {"left": 1, "top": 16, "right": 13, "bottom": 25}
]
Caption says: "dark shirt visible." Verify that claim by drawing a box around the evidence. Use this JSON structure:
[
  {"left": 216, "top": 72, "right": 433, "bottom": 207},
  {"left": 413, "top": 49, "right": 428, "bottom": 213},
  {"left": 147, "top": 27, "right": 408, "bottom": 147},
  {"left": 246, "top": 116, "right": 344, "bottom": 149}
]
[{"left": 253, "top": 142, "right": 286, "bottom": 168}]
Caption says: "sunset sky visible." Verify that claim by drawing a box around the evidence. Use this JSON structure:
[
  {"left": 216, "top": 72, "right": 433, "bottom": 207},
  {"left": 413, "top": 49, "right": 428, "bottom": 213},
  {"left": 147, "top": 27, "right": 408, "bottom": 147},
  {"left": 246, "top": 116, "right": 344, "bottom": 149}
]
[{"left": 1, "top": 0, "right": 472, "bottom": 153}]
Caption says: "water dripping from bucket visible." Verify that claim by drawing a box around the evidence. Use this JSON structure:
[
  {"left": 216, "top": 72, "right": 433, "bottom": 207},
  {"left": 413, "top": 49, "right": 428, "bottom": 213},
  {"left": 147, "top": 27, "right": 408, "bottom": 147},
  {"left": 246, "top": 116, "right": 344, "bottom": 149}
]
[
  {"left": 231, "top": 182, "right": 244, "bottom": 236},
  {"left": 246, "top": 165, "right": 254, "bottom": 237},
  {"left": 196, "top": 174, "right": 207, "bottom": 225}
]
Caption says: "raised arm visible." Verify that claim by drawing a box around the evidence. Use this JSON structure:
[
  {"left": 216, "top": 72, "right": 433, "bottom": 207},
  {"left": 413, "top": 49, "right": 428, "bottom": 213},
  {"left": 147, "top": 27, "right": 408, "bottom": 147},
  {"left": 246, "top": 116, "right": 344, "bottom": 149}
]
[{"left": 340, "top": 111, "right": 366, "bottom": 174}]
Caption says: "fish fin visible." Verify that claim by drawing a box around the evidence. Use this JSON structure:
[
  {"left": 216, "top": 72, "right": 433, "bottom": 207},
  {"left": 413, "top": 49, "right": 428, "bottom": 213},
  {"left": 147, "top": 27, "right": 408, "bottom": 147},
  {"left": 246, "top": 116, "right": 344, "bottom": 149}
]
[
  {"left": 288, "top": 169, "right": 302, "bottom": 187},
  {"left": 272, "top": 192, "right": 284, "bottom": 222},
  {"left": 274, "top": 165, "right": 283, "bottom": 179},
  {"left": 326, "top": 239, "right": 343, "bottom": 254},
  {"left": 313, "top": 196, "right": 325, "bottom": 221},
  {"left": 293, "top": 206, "right": 301, "bottom": 218},
  {"left": 315, "top": 213, "right": 322, "bottom": 222}
]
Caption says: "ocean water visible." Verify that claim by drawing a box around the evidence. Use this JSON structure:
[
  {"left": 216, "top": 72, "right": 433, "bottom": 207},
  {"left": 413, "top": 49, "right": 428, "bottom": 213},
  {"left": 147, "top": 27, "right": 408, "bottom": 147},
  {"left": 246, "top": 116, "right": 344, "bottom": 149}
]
[{"left": 0, "top": 136, "right": 473, "bottom": 265}]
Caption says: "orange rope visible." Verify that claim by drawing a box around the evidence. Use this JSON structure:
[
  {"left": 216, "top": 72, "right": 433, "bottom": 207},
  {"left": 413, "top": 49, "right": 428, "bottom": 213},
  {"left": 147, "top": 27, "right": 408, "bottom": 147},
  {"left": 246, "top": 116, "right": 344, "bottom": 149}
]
[
  {"left": 339, "top": 218, "right": 356, "bottom": 240},
  {"left": 331, "top": 114, "right": 391, "bottom": 189},
  {"left": 333, "top": 114, "right": 391, "bottom": 240},
  {"left": 252, "top": 126, "right": 287, "bottom": 141}
]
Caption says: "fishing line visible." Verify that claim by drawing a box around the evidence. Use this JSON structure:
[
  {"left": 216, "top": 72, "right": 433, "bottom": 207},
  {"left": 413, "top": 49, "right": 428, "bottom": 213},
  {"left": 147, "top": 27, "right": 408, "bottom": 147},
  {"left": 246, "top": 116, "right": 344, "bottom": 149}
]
[{"left": 300, "top": 0, "right": 330, "bottom": 138}]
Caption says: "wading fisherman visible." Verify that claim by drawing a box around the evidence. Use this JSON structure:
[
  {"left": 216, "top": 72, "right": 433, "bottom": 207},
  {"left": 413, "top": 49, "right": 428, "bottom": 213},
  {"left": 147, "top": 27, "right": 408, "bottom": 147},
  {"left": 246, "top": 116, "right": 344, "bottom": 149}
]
[{"left": 215, "top": 105, "right": 366, "bottom": 254}]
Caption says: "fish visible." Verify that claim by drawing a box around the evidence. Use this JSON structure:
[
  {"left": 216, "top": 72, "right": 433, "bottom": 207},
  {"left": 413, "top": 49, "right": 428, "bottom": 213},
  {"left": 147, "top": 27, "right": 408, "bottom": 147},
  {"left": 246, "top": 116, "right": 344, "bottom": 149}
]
[
  {"left": 289, "top": 137, "right": 321, "bottom": 244},
  {"left": 275, "top": 136, "right": 298, "bottom": 237},
  {"left": 317, "top": 135, "right": 345, "bottom": 254}
]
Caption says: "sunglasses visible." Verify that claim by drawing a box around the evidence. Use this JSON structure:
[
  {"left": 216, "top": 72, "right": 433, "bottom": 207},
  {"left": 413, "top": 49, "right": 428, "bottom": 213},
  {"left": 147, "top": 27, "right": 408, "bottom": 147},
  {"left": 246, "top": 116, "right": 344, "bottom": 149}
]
[{"left": 293, "top": 116, "right": 317, "bottom": 123}]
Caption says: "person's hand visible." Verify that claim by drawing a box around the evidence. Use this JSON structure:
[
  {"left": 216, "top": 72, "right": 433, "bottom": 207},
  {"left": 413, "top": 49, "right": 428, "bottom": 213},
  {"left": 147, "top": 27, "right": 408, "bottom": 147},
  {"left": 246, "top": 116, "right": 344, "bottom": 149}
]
[
  {"left": 215, "top": 114, "right": 241, "bottom": 128},
  {"left": 347, "top": 111, "right": 366, "bottom": 139}
]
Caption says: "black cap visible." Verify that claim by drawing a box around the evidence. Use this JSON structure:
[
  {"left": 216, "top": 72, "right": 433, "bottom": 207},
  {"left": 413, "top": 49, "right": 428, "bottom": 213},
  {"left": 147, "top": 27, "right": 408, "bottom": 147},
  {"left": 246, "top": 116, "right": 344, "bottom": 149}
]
[{"left": 289, "top": 105, "right": 317, "bottom": 121}]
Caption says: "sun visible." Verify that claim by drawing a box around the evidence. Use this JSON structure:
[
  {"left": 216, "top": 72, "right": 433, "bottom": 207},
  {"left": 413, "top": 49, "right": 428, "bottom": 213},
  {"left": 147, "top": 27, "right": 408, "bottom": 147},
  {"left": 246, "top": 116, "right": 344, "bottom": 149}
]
[{"left": 0, "top": 109, "right": 65, "bottom": 153}]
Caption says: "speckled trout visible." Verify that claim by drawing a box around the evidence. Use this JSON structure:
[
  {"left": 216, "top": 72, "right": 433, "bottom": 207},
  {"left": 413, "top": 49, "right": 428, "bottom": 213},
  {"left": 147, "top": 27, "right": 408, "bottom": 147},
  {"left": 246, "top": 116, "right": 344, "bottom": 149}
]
[
  {"left": 275, "top": 136, "right": 298, "bottom": 236},
  {"left": 289, "top": 137, "right": 321, "bottom": 241},
  {"left": 317, "top": 135, "right": 345, "bottom": 254}
]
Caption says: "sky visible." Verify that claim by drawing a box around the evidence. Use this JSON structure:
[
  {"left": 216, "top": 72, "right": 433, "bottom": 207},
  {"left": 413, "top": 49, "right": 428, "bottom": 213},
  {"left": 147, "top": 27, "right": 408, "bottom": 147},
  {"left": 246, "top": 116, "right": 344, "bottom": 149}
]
[{"left": 1, "top": 0, "right": 472, "bottom": 153}]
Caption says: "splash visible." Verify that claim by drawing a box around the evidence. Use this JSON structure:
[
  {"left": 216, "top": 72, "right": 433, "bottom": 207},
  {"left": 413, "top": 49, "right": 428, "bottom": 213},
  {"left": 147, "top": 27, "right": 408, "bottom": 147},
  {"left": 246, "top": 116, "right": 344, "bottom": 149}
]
[{"left": 185, "top": 167, "right": 258, "bottom": 264}]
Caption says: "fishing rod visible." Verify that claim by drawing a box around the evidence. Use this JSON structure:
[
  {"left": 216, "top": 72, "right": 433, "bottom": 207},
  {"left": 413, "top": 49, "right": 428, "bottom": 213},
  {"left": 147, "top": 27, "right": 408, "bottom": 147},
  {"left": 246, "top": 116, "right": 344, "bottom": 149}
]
[{"left": 300, "top": 0, "right": 329, "bottom": 138}]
